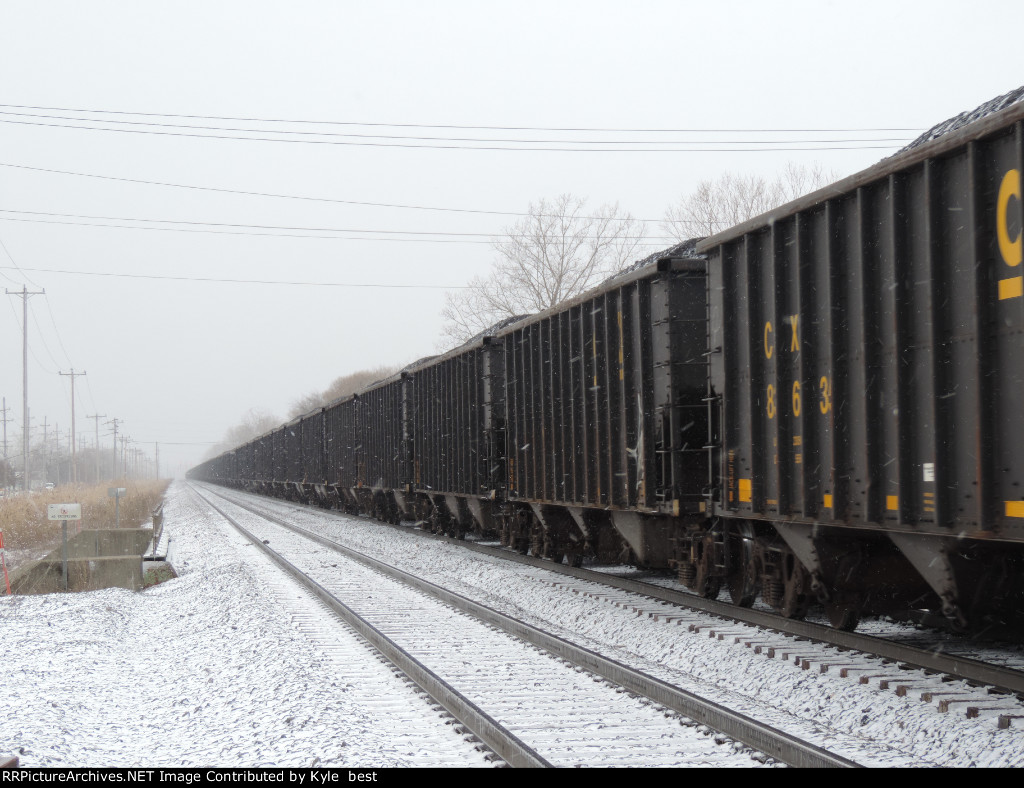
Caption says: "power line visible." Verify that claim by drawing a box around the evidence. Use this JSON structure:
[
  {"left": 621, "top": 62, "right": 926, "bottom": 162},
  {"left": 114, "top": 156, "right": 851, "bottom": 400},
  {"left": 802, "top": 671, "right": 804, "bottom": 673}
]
[
  {"left": 0, "top": 103, "right": 924, "bottom": 133},
  {"left": 0, "top": 207, "right": 674, "bottom": 239},
  {"left": 0, "top": 264, "right": 471, "bottom": 289},
  {"left": 0, "top": 109, "right": 913, "bottom": 145},
  {"left": 29, "top": 305, "right": 62, "bottom": 374},
  {"left": 0, "top": 161, "right": 806, "bottom": 229},
  {"left": 0, "top": 117, "right": 903, "bottom": 152},
  {"left": 0, "top": 232, "right": 43, "bottom": 288},
  {"left": 0, "top": 161, "right": 674, "bottom": 224},
  {"left": 42, "top": 293, "right": 76, "bottom": 367},
  {"left": 0, "top": 214, "right": 506, "bottom": 242},
  {"left": 0, "top": 215, "right": 680, "bottom": 244},
  {"left": 0, "top": 231, "right": 77, "bottom": 383},
  {"left": 0, "top": 240, "right": 59, "bottom": 380},
  {"left": 4, "top": 294, "right": 54, "bottom": 377}
]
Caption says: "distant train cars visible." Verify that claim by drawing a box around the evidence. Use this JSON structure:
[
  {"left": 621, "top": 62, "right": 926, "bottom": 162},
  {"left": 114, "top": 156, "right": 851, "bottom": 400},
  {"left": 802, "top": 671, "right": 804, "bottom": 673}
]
[
  {"left": 190, "top": 93, "right": 1024, "bottom": 634},
  {"left": 191, "top": 249, "right": 709, "bottom": 569}
]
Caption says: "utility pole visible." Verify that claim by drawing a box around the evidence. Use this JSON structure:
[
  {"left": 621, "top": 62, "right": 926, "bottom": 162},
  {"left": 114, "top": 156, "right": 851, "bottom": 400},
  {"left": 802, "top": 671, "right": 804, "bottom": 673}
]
[
  {"left": 154, "top": 442, "right": 160, "bottom": 480},
  {"left": 7, "top": 285, "right": 45, "bottom": 490},
  {"left": 59, "top": 369, "right": 86, "bottom": 484},
  {"left": 87, "top": 414, "right": 106, "bottom": 482},
  {"left": 0, "top": 397, "right": 9, "bottom": 491},
  {"left": 107, "top": 418, "right": 121, "bottom": 481}
]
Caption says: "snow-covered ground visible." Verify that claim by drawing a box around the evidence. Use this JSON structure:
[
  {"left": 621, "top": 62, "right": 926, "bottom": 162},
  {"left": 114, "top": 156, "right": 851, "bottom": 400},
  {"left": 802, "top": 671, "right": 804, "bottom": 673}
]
[
  {"left": 210, "top": 485, "right": 1024, "bottom": 768},
  {"left": 6, "top": 479, "right": 1024, "bottom": 768},
  {"left": 0, "top": 482, "right": 492, "bottom": 768}
]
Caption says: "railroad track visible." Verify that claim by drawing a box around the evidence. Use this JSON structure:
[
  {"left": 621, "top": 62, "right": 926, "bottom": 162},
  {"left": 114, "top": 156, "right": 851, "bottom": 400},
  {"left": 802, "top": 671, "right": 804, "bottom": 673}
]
[
  {"left": 191, "top": 483, "right": 863, "bottom": 768},
  {"left": 201, "top": 484, "right": 1024, "bottom": 733}
]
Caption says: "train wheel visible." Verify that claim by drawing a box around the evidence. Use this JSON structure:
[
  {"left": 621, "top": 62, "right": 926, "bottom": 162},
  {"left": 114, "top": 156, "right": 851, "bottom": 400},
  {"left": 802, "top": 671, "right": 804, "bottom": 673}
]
[
  {"left": 825, "top": 602, "right": 861, "bottom": 631},
  {"left": 726, "top": 525, "right": 758, "bottom": 607},
  {"left": 430, "top": 506, "right": 447, "bottom": 535},
  {"left": 540, "top": 531, "right": 565, "bottom": 564},
  {"left": 691, "top": 535, "right": 722, "bottom": 599},
  {"left": 779, "top": 553, "right": 810, "bottom": 619},
  {"left": 530, "top": 529, "right": 544, "bottom": 558}
]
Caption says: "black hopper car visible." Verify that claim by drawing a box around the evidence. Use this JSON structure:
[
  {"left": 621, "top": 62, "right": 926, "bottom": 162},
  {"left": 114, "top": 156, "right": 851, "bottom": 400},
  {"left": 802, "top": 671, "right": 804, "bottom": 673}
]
[{"left": 191, "top": 90, "right": 1024, "bottom": 634}]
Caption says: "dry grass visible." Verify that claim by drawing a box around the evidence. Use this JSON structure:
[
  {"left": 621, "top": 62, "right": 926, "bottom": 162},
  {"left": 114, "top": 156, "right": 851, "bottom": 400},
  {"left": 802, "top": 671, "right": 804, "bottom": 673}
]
[{"left": 0, "top": 480, "right": 170, "bottom": 562}]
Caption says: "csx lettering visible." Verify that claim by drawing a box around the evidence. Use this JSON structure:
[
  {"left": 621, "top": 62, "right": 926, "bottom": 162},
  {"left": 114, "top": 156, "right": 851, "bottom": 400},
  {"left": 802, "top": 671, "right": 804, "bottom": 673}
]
[
  {"left": 998, "top": 168, "right": 1022, "bottom": 267},
  {"left": 788, "top": 314, "right": 800, "bottom": 352},
  {"left": 764, "top": 321, "right": 774, "bottom": 359}
]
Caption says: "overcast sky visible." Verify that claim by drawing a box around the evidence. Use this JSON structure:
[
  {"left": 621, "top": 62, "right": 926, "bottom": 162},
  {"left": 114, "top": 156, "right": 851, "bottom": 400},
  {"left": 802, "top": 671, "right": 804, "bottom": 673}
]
[{"left": 0, "top": 0, "right": 1019, "bottom": 478}]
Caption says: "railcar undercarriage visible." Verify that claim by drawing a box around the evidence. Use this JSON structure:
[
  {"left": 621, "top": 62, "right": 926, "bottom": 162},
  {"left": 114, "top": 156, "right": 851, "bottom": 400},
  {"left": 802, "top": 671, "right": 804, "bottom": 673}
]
[
  {"left": 674, "top": 519, "right": 1024, "bottom": 635},
  {"left": 215, "top": 474, "right": 1024, "bottom": 637}
]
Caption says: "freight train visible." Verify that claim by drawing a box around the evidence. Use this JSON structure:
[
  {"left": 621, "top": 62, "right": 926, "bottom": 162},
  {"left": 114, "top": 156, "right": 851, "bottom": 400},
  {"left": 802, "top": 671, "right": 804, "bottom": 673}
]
[{"left": 190, "top": 89, "right": 1024, "bottom": 634}]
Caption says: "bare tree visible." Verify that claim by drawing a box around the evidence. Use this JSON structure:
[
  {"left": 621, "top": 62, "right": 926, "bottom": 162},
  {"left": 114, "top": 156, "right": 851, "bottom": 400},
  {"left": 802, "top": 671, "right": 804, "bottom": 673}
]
[
  {"left": 440, "top": 194, "right": 647, "bottom": 348},
  {"left": 321, "top": 365, "right": 399, "bottom": 402},
  {"left": 287, "top": 365, "right": 400, "bottom": 418},
  {"left": 203, "top": 408, "right": 282, "bottom": 459},
  {"left": 287, "top": 391, "right": 324, "bottom": 419},
  {"left": 662, "top": 163, "right": 837, "bottom": 242}
]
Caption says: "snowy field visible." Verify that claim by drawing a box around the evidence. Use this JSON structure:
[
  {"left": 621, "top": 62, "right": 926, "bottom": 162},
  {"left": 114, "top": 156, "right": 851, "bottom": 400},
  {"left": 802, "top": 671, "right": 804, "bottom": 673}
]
[{"left": 0, "top": 482, "right": 491, "bottom": 768}]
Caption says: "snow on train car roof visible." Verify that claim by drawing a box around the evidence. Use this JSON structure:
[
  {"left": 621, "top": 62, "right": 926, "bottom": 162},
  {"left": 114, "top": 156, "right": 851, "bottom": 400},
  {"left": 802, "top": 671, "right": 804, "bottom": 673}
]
[
  {"left": 898, "top": 84, "right": 1024, "bottom": 154},
  {"left": 599, "top": 238, "right": 703, "bottom": 286},
  {"left": 697, "top": 85, "right": 1024, "bottom": 253}
]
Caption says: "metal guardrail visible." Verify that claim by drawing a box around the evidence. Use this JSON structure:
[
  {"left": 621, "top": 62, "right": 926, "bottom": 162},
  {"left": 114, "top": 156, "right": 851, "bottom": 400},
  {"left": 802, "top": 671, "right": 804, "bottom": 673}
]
[{"left": 146, "top": 503, "right": 166, "bottom": 560}]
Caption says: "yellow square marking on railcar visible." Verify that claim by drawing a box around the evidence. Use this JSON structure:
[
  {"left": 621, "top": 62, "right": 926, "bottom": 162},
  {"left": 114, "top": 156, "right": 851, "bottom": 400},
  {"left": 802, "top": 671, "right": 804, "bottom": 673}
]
[
  {"left": 999, "top": 276, "right": 1023, "bottom": 300},
  {"left": 887, "top": 495, "right": 899, "bottom": 511},
  {"left": 739, "top": 478, "right": 752, "bottom": 503},
  {"left": 1006, "top": 501, "right": 1024, "bottom": 518},
  {"left": 823, "top": 494, "right": 833, "bottom": 509}
]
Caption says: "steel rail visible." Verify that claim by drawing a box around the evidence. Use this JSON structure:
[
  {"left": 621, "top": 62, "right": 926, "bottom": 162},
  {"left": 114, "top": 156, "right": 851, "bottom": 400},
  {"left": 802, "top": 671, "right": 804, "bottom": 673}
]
[
  {"left": 257, "top": 490, "right": 1024, "bottom": 696},
  {"left": 203, "top": 484, "right": 862, "bottom": 768},
  {"left": 438, "top": 536, "right": 1024, "bottom": 695},
  {"left": 192, "top": 486, "right": 551, "bottom": 769}
]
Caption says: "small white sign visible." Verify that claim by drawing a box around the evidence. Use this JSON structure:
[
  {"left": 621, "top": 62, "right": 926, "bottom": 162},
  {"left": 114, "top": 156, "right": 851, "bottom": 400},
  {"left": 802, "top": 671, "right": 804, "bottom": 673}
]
[
  {"left": 48, "top": 503, "right": 82, "bottom": 521},
  {"left": 923, "top": 463, "right": 935, "bottom": 483},
  {"left": 107, "top": 487, "right": 127, "bottom": 497}
]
